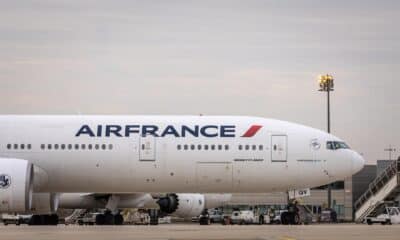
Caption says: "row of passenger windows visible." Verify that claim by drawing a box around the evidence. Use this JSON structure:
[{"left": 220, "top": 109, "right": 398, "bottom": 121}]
[
  {"left": 177, "top": 144, "right": 230, "bottom": 151},
  {"left": 6, "top": 144, "right": 32, "bottom": 150},
  {"left": 176, "top": 144, "right": 266, "bottom": 151},
  {"left": 238, "top": 144, "right": 265, "bottom": 151},
  {"left": 6, "top": 143, "right": 113, "bottom": 151},
  {"left": 41, "top": 144, "right": 113, "bottom": 150}
]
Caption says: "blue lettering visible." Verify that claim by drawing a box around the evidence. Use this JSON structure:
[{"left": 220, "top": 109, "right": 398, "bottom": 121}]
[
  {"left": 142, "top": 125, "right": 159, "bottom": 137},
  {"left": 76, "top": 125, "right": 95, "bottom": 137},
  {"left": 200, "top": 125, "right": 218, "bottom": 137},
  {"left": 161, "top": 125, "right": 180, "bottom": 137},
  {"left": 105, "top": 125, "right": 122, "bottom": 137},
  {"left": 181, "top": 125, "right": 199, "bottom": 137},
  {"left": 125, "top": 125, "right": 140, "bottom": 137},
  {"left": 220, "top": 125, "right": 235, "bottom": 137}
]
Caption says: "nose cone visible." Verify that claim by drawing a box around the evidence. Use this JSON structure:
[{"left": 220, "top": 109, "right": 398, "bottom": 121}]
[{"left": 351, "top": 152, "right": 365, "bottom": 174}]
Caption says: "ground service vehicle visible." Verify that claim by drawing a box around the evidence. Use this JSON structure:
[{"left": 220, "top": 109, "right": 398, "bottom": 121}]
[{"left": 365, "top": 207, "right": 400, "bottom": 225}]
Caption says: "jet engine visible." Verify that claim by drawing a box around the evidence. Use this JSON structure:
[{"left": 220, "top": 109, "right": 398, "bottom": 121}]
[
  {"left": 0, "top": 158, "right": 34, "bottom": 213},
  {"left": 157, "top": 193, "right": 231, "bottom": 218},
  {"left": 29, "top": 193, "right": 59, "bottom": 214}
]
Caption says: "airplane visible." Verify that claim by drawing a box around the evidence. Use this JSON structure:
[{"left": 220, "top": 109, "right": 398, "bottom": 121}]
[{"left": 0, "top": 115, "right": 364, "bottom": 224}]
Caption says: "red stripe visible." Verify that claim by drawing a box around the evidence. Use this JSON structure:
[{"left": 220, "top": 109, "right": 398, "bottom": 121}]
[{"left": 241, "top": 125, "right": 263, "bottom": 137}]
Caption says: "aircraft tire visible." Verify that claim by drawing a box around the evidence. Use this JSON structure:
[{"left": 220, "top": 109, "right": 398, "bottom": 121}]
[
  {"left": 114, "top": 214, "right": 124, "bottom": 225},
  {"left": 95, "top": 214, "right": 106, "bottom": 225}
]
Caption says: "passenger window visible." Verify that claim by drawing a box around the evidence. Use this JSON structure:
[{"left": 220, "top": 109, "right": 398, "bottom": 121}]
[
  {"left": 75, "top": 144, "right": 79, "bottom": 150},
  {"left": 211, "top": 145, "right": 215, "bottom": 150},
  {"left": 47, "top": 144, "right": 52, "bottom": 150},
  {"left": 14, "top": 144, "right": 18, "bottom": 150},
  {"left": 88, "top": 144, "right": 93, "bottom": 150},
  {"left": 259, "top": 145, "right": 263, "bottom": 150},
  {"left": 204, "top": 145, "right": 209, "bottom": 150},
  {"left": 218, "top": 145, "right": 222, "bottom": 150},
  {"left": 101, "top": 144, "right": 106, "bottom": 150},
  {"left": 41, "top": 144, "right": 45, "bottom": 150},
  {"left": 95, "top": 144, "right": 99, "bottom": 150},
  {"left": 27, "top": 144, "right": 32, "bottom": 150},
  {"left": 7, "top": 144, "right": 11, "bottom": 150},
  {"left": 190, "top": 144, "right": 195, "bottom": 150},
  {"left": 177, "top": 145, "right": 181, "bottom": 150},
  {"left": 68, "top": 144, "right": 72, "bottom": 150},
  {"left": 184, "top": 145, "right": 188, "bottom": 150},
  {"left": 21, "top": 144, "right": 25, "bottom": 150},
  {"left": 54, "top": 144, "right": 59, "bottom": 150},
  {"left": 245, "top": 145, "right": 250, "bottom": 150},
  {"left": 238, "top": 145, "right": 243, "bottom": 150},
  {"left": 252, "top": 145, "right": 256, "bottom": 150},
  {"left": 81, "top": 144, "right": 86, "bottom": 150},
  {"left": 108, "top": 144, "right": 113, "bottom": 150},
  {"left": 197, "top": 144, "right": 202, "bottom": 150},
  {"left": 61, "top": 144, "right": 66, "bottom": 150},
  {"left": 225, "top": 144, "right": 229, "bottom": 150}
]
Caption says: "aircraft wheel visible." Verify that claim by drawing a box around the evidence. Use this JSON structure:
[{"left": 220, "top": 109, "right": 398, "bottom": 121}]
[
  {"left": 48, "top": 214, "right": 59, "bottom": 225},
  {"left": 280, "top": 212, "right": 288, "bottom": 225},
  {"left": 104, "top": 213, "right": 115, "bottom": 225},
  {"left": 114, "top": 214, "right": 124, "bottom": 225},
  {"left": 291, "top": 213, "right": 300, "bottom": 225},
  {"left": 29, "top": 215, "right": 41, "bottom": 225},
  {"left": 95, "top": 214, "right": 106, "bottom": 225}
]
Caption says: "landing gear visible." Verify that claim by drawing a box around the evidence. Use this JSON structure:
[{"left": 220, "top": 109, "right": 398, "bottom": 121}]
[
  {"left": 281, "top": 212, "right": 300, "bottom": 225},
  {"left": 28, "top": 214, "right": 59, "bottom": 225},
  {"left": 95, "top": 211, "right": 124, "bottom": 225},
  {"left": 148, "top": 209, "right": 159, "bottom": 225},
  {"left": 114, "top": 214, "right": 124, "bottom": 225}
]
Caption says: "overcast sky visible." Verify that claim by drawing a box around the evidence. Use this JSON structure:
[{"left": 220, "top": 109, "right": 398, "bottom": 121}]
[{"left": 0, "top": 0, "right": 399, "bottom": 163}]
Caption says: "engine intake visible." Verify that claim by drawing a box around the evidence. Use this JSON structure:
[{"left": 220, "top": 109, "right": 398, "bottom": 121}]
[{"left": 0, "top": 158, "right": 34, "bottom": 213}]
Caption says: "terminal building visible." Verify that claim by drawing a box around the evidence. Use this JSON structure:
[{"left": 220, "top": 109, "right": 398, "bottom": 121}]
[{"left": 224, "top": 158, "right": 400, "bottom": 221}]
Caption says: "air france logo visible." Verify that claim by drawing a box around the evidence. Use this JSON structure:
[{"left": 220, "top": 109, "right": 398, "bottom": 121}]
[
  {"left": 76, "top": 124, "right": 263, "bottom": 138},
  {"left": 0, "top": 174, "right": 11, "bottom": 189}
]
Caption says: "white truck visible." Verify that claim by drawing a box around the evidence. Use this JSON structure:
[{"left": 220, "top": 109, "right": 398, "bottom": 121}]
[
  {"left": 228, "top": 210, "right": 268, "bottom": 225},
  {"left": 365, "top": 207, "right": 400, "bottom": 225}
]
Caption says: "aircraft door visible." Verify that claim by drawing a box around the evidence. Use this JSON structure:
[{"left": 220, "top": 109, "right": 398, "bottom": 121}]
[
  {"left": 139, "top": 135, "right": 156, "bottom": 161},
  {"left": 271, "top": 135, "right": 287, "bottom": 162}
]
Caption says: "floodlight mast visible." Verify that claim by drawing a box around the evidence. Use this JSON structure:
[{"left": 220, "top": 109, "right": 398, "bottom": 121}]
[{"left": 318, "top": 74, "right": 334, "bottom": 209}]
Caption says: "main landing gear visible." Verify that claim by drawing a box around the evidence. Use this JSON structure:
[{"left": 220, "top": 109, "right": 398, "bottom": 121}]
[
  {"left": 28, "top": 214, "right": 59, "bottom": 225},
  {"left": 95, "top": 211, "right": 124, "bottom": 225}
]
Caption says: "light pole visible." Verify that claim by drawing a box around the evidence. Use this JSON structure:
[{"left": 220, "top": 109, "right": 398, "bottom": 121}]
[
  {"left": 384, "top": 145, "right": 396, "bottom": 161},
  {"left": 318, "top": 74, "right": 334, "bottom": 209}
]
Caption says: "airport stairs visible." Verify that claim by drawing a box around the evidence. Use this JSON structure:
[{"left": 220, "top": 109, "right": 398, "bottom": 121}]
[
  {"left": 354, "top": 158, "right": 400, "bottom": 222},
  {"left": 64, "top": 209, "right": 88, "bottom": 225}
]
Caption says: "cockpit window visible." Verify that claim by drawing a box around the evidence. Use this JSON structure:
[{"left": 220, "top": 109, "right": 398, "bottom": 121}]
[{"left": 327, "top": 141, "right": 350, "bottom": 150}]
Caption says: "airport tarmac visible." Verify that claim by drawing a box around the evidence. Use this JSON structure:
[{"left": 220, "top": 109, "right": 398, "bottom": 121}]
[{"left": 0, "top": 224, "right": 400, "bottom": 240}]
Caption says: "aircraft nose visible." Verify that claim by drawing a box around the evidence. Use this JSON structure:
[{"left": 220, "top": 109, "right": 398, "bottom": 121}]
[{"left": 351, "top": 151, "right": 365, "bottom": 174}]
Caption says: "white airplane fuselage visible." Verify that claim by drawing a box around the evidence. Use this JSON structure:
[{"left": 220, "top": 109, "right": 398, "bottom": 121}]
[{"left": 0, "top": 115, "right": 364, "bottom": 194}]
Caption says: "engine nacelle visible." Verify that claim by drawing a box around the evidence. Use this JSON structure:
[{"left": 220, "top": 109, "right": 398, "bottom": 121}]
[
  {"left": 29, "top": 193, "right": 59, "bottom": 214},
  {"left": 157, "top": 193, "right": 232, "bottom": 218},
  {"left": 0, "top": 158, "right": 34, "bottom": 213}
]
